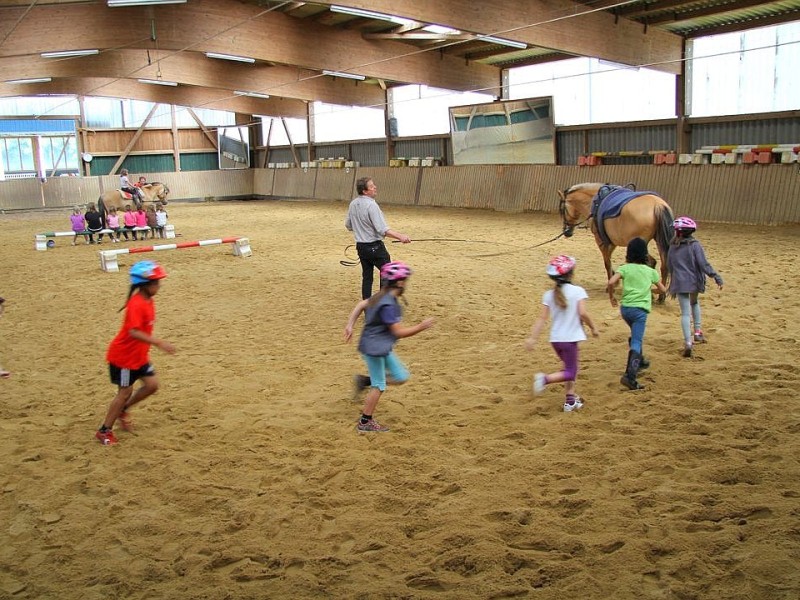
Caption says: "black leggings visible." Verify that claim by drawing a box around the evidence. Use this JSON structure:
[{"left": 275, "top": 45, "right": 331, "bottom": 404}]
[{"left": 356, "top": 241, "right": 391, "bottom": 299}]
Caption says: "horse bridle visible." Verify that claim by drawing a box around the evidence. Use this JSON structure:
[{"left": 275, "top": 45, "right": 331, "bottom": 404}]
[{"left": 559, "top": 190, "right": 592, "bottom": 237}]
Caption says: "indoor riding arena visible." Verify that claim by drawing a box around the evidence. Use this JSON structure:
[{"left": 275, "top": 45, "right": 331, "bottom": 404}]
[{"left": 1, "top": 1, "right": 799, "bottom": 599}]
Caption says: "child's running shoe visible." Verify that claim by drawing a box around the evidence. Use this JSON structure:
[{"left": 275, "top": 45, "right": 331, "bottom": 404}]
[
  {"left": 694, "top": 330, "right": 706, "bottom": 343},
  {"left": 95, "top": 430, "right": 118, "bottom": 445},
  {"left": 118, "top": 411, "right": 133, "bottom": 432},
  {"left": 356, "top": 419, "right": 389, "bottom": 432},
  {"left": 533, "top": 373, "right": 546, "bottom": 395},
  {"left": 563, "top": 397, "right": 584, "bottom": 412}
]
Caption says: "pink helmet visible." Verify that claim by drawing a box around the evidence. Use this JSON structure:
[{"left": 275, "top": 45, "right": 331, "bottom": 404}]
[
  {"left": 380, "top": 261, "right": 412, "bottom": 281},
  {"left": 673, "top": 216, "right": 697, "bottom": 231},
  {"left": 546, "top": 255, "right": 576, "bottom": 277}
]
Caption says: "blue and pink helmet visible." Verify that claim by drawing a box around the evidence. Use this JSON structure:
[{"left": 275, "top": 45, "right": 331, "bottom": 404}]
[
  {"left": 380, "top": 261, "right": 412, "bottom": 282},
  {"left": 673, "top": 216, "right": 697, "bottom": 232},
  {"left": 130, "top": 260, "right": 167, "bottom": 285},
  {"left": 546, "top": 255, "right": 576, "bottom": 278}
]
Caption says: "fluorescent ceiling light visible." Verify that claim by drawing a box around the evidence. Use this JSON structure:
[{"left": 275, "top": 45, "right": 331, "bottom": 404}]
[
  {"left": 330, "top": 5, "right": 411, "bottom": 25},
  {"left": 41, "top": 49, "right": 100, "bottom": 58},
  {"left": 322, "top": 70, "right": 366, "bottom": 81},
  {"left": 234, "top": 90, "right": 269, "bottom": 99},
  {"left": 475, "top": 35, "right": 527, "bottom": 50},
  {"left": 138, "top": 78, "right": 178, "bottom": 86},
  {"left": 205, "top": 52, "right": 255, "bottom": 64},
  {"left": 108, "top": 0, "right": 187, "bottom": 6},
  {"left": 5, "top": 77, "right": 52, "bottom": 84},
  {"left": 423, "top": 25, "right": 460, "bottom": 35}
]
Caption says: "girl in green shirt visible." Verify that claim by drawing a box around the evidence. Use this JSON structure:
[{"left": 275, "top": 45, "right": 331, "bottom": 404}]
[{"left": 607, "top": 237, "right": 667, "bottom": 390}]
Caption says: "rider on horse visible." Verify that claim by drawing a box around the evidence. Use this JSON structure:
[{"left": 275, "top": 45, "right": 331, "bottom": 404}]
[{"left": 120, "top": 169, "right": 144, "bottom": 209}]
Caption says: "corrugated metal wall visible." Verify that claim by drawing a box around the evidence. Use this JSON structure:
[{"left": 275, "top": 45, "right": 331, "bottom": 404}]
[
  {"left": 556, "top": 131, "right": 585, "bottom": 165},
  {"left": 394, "top": 138, "right": 447, "bottom": 161},
  {"left": 690, "top": 116, "right": 800, "bottom": 148},
  {"left": 554, "top": 124, "right": 677, "bottom": 165},
  {"left": 350, "top": 141, "right": 386, "bottom": 167},
  {"left": 179, "top": 152, "right": 219, "bottom": 172},
  {"left": 2, "top": 165, "right": 798, "bottom": 225},
  {"left": 264, "top": 147, "right": 308, "bottom": 165},
  {"left": 315, "top": 143, "right": 350, "bottom": 159}
]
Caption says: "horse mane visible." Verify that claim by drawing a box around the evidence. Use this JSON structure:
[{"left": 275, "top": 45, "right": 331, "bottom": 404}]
[{"left": 566, "top": 182, "right": 604, "bottom": 196}]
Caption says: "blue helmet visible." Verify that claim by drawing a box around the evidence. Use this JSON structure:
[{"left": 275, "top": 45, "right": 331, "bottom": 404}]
[{"left": 129, "top": 260, "right": 167, "bottom": 285}]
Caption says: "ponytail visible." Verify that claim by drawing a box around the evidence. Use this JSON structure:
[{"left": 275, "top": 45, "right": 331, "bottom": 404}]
[
  {"left": 118, "top": 283, "right": 143, "bottom": 312},
  {"left": 553, "top": 279, "right": 568, "bottom": 309}
]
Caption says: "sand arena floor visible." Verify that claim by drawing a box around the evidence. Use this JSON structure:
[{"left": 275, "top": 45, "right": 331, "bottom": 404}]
[{"left": 0, "top": 200, "right": 799, "bottom": 599}]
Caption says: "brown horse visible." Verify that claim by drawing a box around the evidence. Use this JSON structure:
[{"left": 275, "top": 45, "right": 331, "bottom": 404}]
[
  {"left": 558, "top": 182, "right": 674, "bottom": 302},
  {"left": 98, "top": 182, "right": 169, "bottom": 221}
]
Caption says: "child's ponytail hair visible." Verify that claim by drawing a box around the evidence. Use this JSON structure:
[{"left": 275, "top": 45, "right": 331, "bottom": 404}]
[{"left": 119, "top": 283, "right": 143, "bottom": 312}]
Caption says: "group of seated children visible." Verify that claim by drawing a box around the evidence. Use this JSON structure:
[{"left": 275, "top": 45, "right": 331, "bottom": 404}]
[{"left": 71, "top": 203, "right": 168, "bottom": 245}]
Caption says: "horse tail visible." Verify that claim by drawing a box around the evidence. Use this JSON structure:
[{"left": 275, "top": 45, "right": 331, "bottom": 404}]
[{"left": 654, "top": 200, "right": 674, "bottom": 280}]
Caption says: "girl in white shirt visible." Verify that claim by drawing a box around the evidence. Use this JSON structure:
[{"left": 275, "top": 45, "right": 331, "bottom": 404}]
[{"left": 525, "top": 255, "right": 599, "bottom": 412}]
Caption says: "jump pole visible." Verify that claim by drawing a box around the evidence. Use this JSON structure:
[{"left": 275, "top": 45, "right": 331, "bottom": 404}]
[{"left": 99, "top": 236, "right": 252, "bottom": 272}]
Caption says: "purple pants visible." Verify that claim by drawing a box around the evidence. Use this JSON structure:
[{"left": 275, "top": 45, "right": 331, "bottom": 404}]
[{"left": 551, "top": 341, "right": 579, "bottom": 381}]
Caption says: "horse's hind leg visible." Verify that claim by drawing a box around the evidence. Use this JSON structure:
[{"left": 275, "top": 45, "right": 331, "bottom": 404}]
[{"left": 600, "top": 244, "right": 616, "bottom": 281}]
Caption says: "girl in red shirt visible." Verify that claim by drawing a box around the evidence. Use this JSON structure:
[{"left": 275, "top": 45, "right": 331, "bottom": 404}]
[{"left": 96, "top": 261, "right": 176, "bottom": 445}]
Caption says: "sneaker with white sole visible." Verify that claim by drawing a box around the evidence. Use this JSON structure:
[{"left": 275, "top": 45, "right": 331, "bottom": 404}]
[
  {"left": 563, "top": 397, "right": 584, "bottom": 412},
  {"left": 533, "top": 373, "right": 546, "bottom": 395},
  {"left": 95, "top": 430, "right": 118, "bottom": 445},
  {"left": 356, "top": 419, "right": 389, "bottom": 432}
]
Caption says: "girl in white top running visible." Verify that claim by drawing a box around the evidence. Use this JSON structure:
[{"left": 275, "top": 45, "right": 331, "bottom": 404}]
[{"left": 525, "top": 256, "right": 599, "bottom": 412}]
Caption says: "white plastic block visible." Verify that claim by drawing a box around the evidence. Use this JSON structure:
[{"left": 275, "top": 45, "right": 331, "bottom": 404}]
[{"left": 233, "top": 237, "right": 252, "bottom": 257}]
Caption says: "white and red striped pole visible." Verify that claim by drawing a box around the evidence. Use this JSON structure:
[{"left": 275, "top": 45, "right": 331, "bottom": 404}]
[{"left": 99, "top": 237, "right": 251, "bottom": 272}]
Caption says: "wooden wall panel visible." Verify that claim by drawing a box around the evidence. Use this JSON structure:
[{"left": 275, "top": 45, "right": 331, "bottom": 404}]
[
  {"left": 252, "top": 168, "right": 275, "bottom": 197},
  {"left": 2, "top": 165, "right": 798, "bottom": 225},
  {"left": 313, "top": 169, "right": 356, "bottom": 202},
  {"left": 349, "top": 167, "right": 419, "bottom": 206},
  {"left": 84, "top": 129, "right": 216, "bottom": 155},
  {"left": 272, "top": 169, "right": 316, "bottom": 198}
]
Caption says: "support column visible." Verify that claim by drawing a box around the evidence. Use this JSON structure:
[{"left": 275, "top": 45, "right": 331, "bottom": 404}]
[
  {"left": 306, "top": 102, "right": 316, "bottom": 164},
  {"left": 676, "top": 40, "right": 692, "bottom": 155},
  {"left": 78, "top": 97, "right": 91, "bottom": 176},
  {"left": 384, "top": 88, "right": 396, "bottom": 165},
  {"left": 171, "top": 104, "right": 181, "bottom": 172}
]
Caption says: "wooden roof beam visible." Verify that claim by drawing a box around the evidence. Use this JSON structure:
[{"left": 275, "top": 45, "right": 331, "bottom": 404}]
[
  {"left": 0, "top": 0, "right": 500, "bottom": 93},
  {"left": 0, "top": 78, "right": 309, "bottom": 118},
  {"left": 0, "top": 52, "right": 386, "bottom": 107},
  {"left": 309, "top": 0, "right": 684, "bottom": 74}
]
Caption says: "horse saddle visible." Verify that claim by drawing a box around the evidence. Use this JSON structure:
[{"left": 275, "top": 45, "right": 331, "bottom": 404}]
[
  {"left": 591, "top": 184, "right": 652, "bottom": 246},
  {"left": 119, "top": 189, "right": 137, "bottom": 200}
]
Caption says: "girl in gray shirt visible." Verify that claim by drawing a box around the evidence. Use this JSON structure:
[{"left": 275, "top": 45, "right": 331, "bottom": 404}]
[
  {"left": 343, "top": 261, "right": 433, "bottom": 432},
  {"left": 667, "top": 216, "right": 723, "bottom": 357}
]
